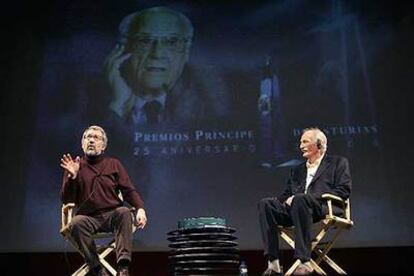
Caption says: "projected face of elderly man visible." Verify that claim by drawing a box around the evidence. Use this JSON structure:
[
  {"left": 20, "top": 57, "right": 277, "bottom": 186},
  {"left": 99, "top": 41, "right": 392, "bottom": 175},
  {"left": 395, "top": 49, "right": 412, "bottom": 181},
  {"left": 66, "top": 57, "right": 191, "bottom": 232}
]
[{"left": 125, "top": 8, "right": 193, "bottom": 97}]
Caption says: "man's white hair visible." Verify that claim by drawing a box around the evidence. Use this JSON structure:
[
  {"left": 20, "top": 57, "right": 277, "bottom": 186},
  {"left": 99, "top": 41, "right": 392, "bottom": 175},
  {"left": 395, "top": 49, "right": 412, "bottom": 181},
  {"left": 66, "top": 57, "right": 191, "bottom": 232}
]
[
  {"left": 303, "top": 127, "right": 328, "bottom": 153},
  {"left": 82, "top": 125, "right": 108, "bottom": 148},
  {"left": 118, "top": 6, "right": 194, "bottom": 44}
]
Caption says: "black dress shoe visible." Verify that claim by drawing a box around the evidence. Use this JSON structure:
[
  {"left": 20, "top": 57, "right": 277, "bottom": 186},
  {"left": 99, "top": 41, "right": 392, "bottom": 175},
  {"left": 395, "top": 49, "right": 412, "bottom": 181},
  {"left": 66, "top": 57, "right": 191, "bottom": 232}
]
[
  {"left": 98, "top": 268, "right": 110, "bottom": 276},
  {"left": 116, "top": 266, "right": 129, "bottom": 276},
  {"left": 262, "top": 268, "right": 283, "bottom": 276},
  {"left": 92, "top": 265, "right": 110, "bottom": 276},
  {"left": 293, "top": 263, "right": 313, "bottom": 275}
]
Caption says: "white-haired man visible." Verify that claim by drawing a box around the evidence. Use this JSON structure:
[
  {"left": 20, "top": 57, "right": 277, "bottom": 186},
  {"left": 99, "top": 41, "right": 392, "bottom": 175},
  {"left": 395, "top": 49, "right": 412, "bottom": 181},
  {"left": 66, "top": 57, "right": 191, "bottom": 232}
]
[
  {"left": 60, "top": 125, "right": 147, "bottom": 276},
  {"left": 105, "top": 6, "right": 228, "bottom": 125},
  {"left": 258, "top": 127, "right": 351, "bottom": 275}
]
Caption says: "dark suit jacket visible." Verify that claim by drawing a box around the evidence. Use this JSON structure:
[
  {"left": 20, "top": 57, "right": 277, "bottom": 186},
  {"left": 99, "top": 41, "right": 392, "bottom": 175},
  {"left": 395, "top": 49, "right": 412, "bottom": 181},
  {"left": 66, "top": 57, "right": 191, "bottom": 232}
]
[
  {"left": 278, "top": 155, "right": 352, "bottom": 204},
  {"left": 83, "top": 63, "right": 230, "bottom": 130}
]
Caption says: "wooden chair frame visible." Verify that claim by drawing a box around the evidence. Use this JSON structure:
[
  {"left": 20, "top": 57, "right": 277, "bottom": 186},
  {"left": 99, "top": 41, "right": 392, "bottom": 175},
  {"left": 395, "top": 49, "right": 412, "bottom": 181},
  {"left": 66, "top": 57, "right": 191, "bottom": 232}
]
[
  {"left": 60, "top": 203, "right": 137, "bottom": 276},
  {"left": 280, "top": 193, "right": 354, "bottom": 275}
]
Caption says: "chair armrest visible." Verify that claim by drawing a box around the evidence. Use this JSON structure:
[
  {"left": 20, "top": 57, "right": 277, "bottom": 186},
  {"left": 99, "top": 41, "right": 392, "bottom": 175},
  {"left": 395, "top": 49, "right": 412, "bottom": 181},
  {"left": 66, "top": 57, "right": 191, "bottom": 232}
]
[
  {"left": 321, "top": 194, "right": 352, "bottom": 222},
  {"left": 321, "top": 194, "right": 345, "bottom": 218},
  {"left": 61, "top": 203, "right": 76, "bottom": 233},
  {"left": 129, "top": 207, "right": 138, "bottom": 232},
  {"left": 62, "top": 203, "right": 76, "bottom": 211},
  {"left": 321, "top": 193, "right": 344, "bottom": 203},
  {"left": 322, "top": 193, "right": 346, "bottom": 209}
]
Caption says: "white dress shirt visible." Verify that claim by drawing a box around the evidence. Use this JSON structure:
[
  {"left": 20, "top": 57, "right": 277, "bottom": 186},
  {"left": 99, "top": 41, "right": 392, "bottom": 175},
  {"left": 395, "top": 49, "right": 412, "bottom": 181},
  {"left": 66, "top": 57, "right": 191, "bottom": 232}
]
[
  {"left": 131, "top": 93, "right": 166, "bottom": 125},
  {"left": 305, "top": 154, "right": 325, "bottom": 193}
]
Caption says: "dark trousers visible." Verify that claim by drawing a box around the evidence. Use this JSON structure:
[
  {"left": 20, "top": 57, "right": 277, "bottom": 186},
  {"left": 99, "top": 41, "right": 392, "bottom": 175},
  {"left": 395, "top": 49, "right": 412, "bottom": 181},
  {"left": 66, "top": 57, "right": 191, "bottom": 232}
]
[
  {"left": 68, "top": 206, "right": 133, "bottom": 268},
  {"left": 258, "top": 193, "right": 325, "bottom": 262}
]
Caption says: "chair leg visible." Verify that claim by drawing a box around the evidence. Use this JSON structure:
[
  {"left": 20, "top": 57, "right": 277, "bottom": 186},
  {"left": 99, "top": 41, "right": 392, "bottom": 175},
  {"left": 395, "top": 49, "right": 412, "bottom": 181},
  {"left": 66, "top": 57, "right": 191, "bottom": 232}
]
[
  {"left": 283, "top": 256, "right": 328, "bottom": 275},
  {"left": 100, "top": 258, "right": 117, "bottom": 276},
  {"left": 72, "top": 263, "right": 89, "bottom": 276},
  {"left": 64, "top": 236, "right": 89, "bottom": 276},
  {"left": 314, "top": 227, "right": 347, "bottom": 274},
  {"left": 97, "top": 241, "right": 117, "bottom": 275},
  {"left": 72, "top": 259, "right": 118, "bottom": 276},
  {"left": 280, "top": 230, "right": 295, "bottom": 248},
  {"left": 311, "top": 221, "right": 334, "bottom": 251},
  {"left": 98, "top": 240, "right": 116, "bottom": 259},
  {"left": 280, "top": 230, "right": 299, "bottom": 276},
  {"left": 315, "top": 227, "right": 343, "bottom": 264},
  {"left": 315, "top": 249, "right": 347, "bottom": 274},
  {"left": 281, "top": 223, "right": 347, "bottom": 275},
  {"left": 309, "top": 259, "right": 327, "bottom": 275},
  {"left": 69, "top": 240, "right": 117, "bottom": 276},
  {"left": 284, "top": 259, "right": 301, "bottom": 276}
]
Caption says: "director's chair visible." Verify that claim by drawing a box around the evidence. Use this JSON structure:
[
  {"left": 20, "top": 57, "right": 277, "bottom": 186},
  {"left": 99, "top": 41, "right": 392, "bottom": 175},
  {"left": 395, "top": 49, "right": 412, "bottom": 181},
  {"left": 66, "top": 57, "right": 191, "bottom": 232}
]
[
  {"left": 60, "top": 201, "right": 137, "bottom": 276},
  {"left": 280, "top": 193, "right": 354, "bottom": 275}
]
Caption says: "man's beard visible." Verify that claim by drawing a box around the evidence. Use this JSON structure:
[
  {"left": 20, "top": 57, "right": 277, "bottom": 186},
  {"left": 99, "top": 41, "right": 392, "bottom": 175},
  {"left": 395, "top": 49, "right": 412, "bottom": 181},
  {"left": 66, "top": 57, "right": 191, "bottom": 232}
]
[{"left": 84, "top": 148, "right": 103, "bottom": 156}]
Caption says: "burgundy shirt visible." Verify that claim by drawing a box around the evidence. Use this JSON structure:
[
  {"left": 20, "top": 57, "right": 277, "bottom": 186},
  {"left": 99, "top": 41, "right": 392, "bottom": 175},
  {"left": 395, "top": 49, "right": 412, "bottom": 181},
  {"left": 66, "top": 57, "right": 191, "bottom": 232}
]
[{"left": 60, "top": 155, "right": 144, "bottom": 215}]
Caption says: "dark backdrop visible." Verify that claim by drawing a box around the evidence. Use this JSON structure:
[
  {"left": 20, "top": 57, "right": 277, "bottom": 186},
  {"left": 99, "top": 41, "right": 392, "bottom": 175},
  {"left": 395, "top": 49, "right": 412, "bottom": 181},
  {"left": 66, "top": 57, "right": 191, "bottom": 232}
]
[{"left": 0, "top": 0, "right": 412, "bottom": 252}]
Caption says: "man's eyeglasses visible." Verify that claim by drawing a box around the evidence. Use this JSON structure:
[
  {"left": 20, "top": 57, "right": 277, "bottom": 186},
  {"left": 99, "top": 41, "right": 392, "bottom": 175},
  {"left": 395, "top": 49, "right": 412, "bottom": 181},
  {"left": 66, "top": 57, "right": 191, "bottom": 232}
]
[
  {"left": 129, "top": 35, "right": 192, "bottom": 53},
  {"left": 84, "top": 134, "right": 104, "bottom": 141}
]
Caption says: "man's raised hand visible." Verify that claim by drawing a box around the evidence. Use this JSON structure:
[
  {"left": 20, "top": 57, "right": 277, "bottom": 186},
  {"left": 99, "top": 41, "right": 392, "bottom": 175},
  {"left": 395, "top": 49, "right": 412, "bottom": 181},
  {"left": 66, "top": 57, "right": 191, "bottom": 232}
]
[
  {"left": 60, "top": 154, "right": 80, "bottom": 179},
  {"left": 104, "top": 44, "right": 135, "bottom": 118}
]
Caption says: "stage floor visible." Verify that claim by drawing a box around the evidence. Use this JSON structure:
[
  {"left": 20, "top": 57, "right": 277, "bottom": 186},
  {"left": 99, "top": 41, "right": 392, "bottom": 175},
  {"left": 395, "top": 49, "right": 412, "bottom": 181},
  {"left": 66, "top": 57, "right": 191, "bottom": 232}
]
[{"left": 1, "top": 247, "right": 412, "bottom": 275}]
